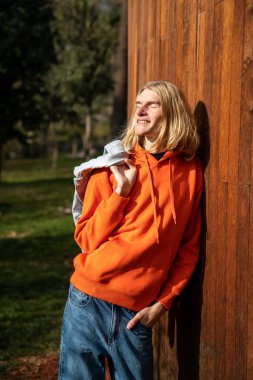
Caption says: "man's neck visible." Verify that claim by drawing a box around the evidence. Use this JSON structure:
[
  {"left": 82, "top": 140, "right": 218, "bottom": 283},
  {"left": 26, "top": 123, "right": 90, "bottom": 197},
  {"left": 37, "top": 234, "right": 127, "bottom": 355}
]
[{"left": 143, "top": 138, "right": 166, "bottom": 153}]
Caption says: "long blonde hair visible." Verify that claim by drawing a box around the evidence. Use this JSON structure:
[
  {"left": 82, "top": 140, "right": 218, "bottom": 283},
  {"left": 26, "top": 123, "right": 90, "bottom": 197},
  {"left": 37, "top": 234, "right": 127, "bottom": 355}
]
[{"left": 122, "top": 81, "right": 199, "bottom": 158}]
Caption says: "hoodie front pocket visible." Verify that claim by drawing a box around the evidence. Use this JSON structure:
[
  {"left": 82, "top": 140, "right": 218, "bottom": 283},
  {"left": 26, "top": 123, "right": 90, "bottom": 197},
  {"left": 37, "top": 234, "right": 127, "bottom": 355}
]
[{"left": 110, "top": 267, "right": 167, "bottom": 296}]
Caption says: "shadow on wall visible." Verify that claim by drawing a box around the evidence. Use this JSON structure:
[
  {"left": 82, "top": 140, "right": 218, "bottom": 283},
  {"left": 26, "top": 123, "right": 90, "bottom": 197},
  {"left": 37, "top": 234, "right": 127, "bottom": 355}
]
[{"left": 168, "top": 101, "right": 210, "bottom": 380}]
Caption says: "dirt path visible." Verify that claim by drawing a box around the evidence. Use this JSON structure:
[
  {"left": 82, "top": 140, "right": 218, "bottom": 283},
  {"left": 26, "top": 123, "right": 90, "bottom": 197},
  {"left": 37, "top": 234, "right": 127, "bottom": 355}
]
[
  {"left": 3, "top": 351, "right": 113, "bottom": 379},
  {"left": 4, "top": 352, "right": 58, "bottom": 380}
]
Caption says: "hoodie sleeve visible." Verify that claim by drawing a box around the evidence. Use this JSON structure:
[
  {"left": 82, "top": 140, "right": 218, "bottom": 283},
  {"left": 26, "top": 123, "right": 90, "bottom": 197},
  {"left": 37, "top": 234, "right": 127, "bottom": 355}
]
[
  {"left": 74, "top": 169, "right": 130, "bottom": 253},
  {"left": 156, "top": 161, "right": 204, "bottom": 309}
]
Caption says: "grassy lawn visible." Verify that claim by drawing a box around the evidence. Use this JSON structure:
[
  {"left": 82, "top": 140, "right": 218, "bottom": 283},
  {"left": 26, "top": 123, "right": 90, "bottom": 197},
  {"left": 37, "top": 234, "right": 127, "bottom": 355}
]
[{"left": 0, "top": 156, "right": 82, "bottom": 376}]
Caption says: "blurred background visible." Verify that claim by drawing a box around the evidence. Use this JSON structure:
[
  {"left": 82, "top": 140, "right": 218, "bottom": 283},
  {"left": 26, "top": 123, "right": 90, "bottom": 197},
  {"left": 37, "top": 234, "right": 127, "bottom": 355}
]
[{"left": 0, "top": 0, "right": 127, "bottom": 378}]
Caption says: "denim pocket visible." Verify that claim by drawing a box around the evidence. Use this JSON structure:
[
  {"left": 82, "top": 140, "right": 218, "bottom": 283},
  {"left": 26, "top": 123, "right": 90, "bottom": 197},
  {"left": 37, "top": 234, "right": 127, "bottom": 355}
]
[
  {"left": 68, "top": 284, "right": 92, "bottom": 308},
  {"left": 125, "top": 308, "right": 152, "bottom": 333}
]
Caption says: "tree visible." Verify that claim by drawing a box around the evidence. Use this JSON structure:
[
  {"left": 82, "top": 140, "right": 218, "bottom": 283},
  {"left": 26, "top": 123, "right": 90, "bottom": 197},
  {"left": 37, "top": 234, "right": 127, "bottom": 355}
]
[
  {"left": 50, "top": 0, "right": 120, "bottom": 158},
  {"left": 0, "top": 0, "right": 55, "bottom": 175},
  {"left": 0, "top": 0, "right": 121, "bottom": 175}
]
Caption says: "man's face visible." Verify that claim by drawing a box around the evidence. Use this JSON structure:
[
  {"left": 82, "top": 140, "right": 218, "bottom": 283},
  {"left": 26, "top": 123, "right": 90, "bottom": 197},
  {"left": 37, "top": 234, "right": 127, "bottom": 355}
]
[{"left": 134, "top": 88, "right": 163, "bottom": 140}]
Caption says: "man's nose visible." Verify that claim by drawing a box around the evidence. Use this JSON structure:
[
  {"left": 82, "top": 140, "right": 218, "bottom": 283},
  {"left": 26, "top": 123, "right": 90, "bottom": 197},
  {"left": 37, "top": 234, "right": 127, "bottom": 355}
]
[{"left": 136, "top": 105, "right": 147, "bottom": 115}]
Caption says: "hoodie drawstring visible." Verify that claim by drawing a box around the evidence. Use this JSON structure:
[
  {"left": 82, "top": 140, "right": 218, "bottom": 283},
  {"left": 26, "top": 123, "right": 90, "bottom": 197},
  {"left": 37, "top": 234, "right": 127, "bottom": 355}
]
[
  {"left": 144, "top": 154, "right": 160, "bottom": 244},
  {"left": 168, "top": 159, "right": 177, "bottom": 225},
  {"left": 143, "top": 153, "right": 177, "bottom": 244}
]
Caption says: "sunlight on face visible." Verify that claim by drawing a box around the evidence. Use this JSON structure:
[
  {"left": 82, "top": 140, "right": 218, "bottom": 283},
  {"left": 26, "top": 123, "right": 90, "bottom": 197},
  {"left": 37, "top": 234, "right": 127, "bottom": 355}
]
[{"left": 134, "top": 89, "right": 162, "bottom": 142}]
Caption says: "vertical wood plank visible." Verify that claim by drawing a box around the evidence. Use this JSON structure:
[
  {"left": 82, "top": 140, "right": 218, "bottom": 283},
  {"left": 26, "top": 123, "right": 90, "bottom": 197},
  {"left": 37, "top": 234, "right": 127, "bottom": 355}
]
[
  {"left": 175, "top": 0, "right": 184, "bottom": 86},
  {"left": 160, "top": 0, "right": 169, "bottom": 38},
  {"left": 236, "top": 0, "right": 251, "bottom": 372},
  {"left": 138, "top": 0, "right": 148, "bottom": 87},
  {"left": 159, "top": 35, "right": 169, "bottom": 80},
  {"left": 167, "top": 1, "right": 177, "bottom": 82},
  {"left": 153, "top": 0, "right": 162, "bottom": 80},
  {"left": 218, "top": 0, "right": 235, "bottom": 183},
  {"left": 211, "top": 2, "right": 227, "bottom": 379},
  {"left": 226, "top": 0, "right": 245, "bottom": 378},
  {"left": 236, "top": 182, "right": 250, "bottom": 379},
  {"left": 127, "top": 0, "right": 138, "bottom": 116},
  {"left": 182, "top": 0, "right": 198, "bottom": 106},
  {"left": 245, "top": 1, "right": 253, "bottom": 377},
  {"left": 196, "top": 5, "right": 215, "bottom": 379},
  {"left": 146, "top": 0, "right": 156, "bottom": 80}
]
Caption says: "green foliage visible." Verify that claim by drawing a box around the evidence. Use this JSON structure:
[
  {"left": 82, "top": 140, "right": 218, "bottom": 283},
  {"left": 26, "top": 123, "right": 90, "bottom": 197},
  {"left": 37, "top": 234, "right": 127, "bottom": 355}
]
[
  {"left": 0, "top": 0, "right": 120, "bottom": 158},
  {"left": 0, "top": 157, "right": 80, "bottom": 371},
  {"left": 47, "top": 0, "right": 120, "bottom": 123},
  {"left": 0, "top": 0, "right": 55, "bottom": 145}
]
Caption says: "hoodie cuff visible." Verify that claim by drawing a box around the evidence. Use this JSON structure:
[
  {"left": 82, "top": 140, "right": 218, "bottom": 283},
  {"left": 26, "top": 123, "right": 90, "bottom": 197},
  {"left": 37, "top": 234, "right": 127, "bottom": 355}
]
[
  {"left": 103, "top": 191, "right": 130, "bottom": 214},
  {"left": 157, "top": 293, "right": 176, "bottom": 310}
]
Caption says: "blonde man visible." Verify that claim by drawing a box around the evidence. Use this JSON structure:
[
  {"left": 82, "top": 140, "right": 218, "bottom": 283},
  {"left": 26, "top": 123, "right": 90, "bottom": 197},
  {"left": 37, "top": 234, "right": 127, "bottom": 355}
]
[{"left": 59, "top": 81, "right": 203, "bottom": 380}]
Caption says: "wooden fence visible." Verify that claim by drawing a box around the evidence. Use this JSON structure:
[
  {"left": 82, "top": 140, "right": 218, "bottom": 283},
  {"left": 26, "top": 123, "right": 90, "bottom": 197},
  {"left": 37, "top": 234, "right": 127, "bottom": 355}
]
[{"left": 128, "top": 0, "right": 253, "bottom": 379}]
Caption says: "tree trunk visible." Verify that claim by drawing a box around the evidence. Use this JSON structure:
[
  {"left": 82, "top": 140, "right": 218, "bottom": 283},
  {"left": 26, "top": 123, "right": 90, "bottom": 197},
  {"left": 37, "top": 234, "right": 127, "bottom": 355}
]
[
  {"left": 48, "top": 122, "right": 58, "bottom": 170},
  {"left": 71, "top": 137, "right": 78, "bottom": 158},
  {"left": 82, "top": 109, "right": 92, "bottom": 160}
]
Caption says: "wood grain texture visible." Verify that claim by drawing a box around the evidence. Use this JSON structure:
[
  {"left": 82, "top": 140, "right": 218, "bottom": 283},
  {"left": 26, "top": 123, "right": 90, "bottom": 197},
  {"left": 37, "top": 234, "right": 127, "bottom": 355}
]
[
  {"left": 244, "top": 2, "right": 253, "bottom": 378},
  {"left": 127, "top": 0, "right": 251, "bottom": 378}
]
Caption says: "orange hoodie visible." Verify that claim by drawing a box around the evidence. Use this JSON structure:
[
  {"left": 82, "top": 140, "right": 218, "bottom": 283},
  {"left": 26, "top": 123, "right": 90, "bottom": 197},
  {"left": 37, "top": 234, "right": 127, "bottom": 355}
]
[{"left": 71, "top": 144, "right": 203, "bottom": 311}]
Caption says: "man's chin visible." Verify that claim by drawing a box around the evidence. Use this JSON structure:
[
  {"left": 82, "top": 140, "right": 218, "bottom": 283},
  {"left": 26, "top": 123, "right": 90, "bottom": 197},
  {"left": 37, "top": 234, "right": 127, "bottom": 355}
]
[
  {"left": 135, "top": 131, "right": 156, "bottom": 141},
  {"left": 135, "top": 132, "right": 145, "bottom": 137},
  {"left": 134, "top": 128, "right": 150, "bottom": 137}
]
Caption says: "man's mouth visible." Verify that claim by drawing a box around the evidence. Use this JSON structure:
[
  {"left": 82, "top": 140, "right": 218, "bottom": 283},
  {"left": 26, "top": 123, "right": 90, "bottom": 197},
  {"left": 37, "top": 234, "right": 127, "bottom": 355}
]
[{"left": 137, "top": 120, "right": 149, "bottom": 124}]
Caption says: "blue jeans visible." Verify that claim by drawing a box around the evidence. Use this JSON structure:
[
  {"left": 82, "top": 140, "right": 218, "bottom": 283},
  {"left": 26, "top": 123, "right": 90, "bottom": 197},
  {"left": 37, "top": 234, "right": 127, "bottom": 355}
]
[{"left": 59, "top": 284, "right": 153, "bottom": 380}]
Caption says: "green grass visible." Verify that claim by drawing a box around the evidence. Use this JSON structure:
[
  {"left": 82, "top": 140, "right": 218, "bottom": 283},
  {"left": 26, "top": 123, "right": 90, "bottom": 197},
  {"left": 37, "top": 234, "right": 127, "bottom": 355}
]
[{"left": 0, "top": 156, "right": 82, "bottom": 374}]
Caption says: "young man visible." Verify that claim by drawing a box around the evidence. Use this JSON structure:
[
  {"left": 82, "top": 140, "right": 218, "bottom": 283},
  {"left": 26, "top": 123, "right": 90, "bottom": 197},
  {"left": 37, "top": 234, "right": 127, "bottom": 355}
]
[{"left": 59, "top": 81, "right": 203, "bottom": 380}]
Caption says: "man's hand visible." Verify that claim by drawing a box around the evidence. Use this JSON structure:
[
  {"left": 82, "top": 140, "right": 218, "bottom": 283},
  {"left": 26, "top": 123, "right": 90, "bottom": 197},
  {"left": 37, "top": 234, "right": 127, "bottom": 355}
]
[
  {"left": 110, "top": 158, "right": 137, "bottom": 197},
  {"left": 127, "top": 302, "right": 167, "bottom": 330}
]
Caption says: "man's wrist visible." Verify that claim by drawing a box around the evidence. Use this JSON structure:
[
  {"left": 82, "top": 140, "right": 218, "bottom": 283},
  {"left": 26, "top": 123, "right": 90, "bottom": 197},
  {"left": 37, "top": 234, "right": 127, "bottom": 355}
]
[
  {"left": 153, "top": 302, "right": 167, "bottom": 315},
  {"left": 115, "top": 185, "right": 129, "bottom": 197}
]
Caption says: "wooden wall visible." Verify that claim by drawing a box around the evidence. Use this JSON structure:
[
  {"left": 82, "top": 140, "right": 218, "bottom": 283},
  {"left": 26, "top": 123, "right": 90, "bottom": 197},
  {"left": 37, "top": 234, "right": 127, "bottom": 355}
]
[{"left": 128, "top": 0, "right": 253, "bottom": 379}]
